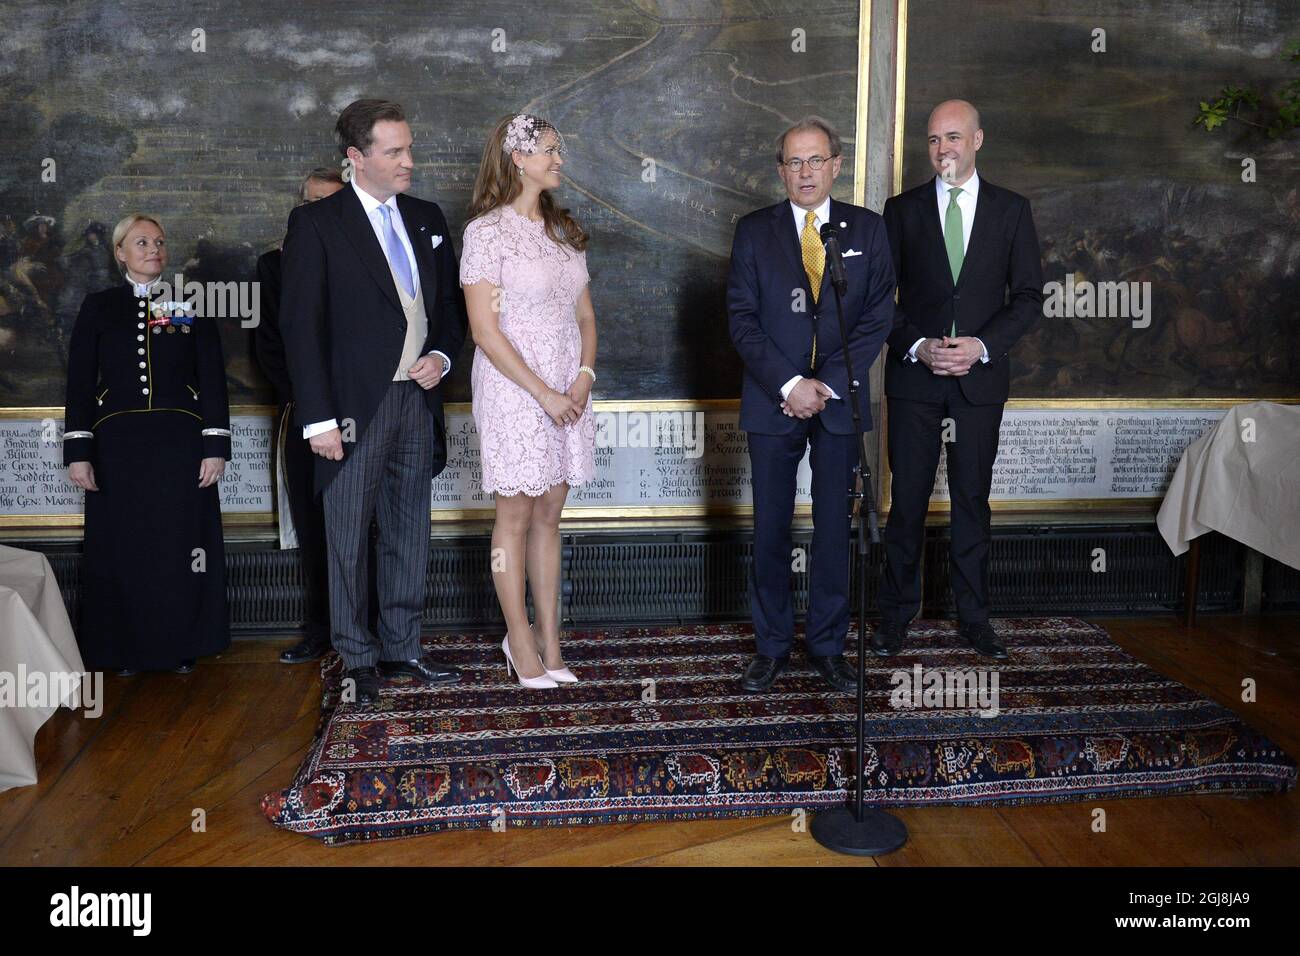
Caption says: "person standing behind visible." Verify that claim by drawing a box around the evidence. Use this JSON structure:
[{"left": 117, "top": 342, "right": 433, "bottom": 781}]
[
  {"left": 255, "top": 167, "right": 344, "bottom": 664},
  {"left": 64, "top": 213, "right": 231, "bottom": 674},
  {"left": 460, "top": 114, "right": 596, "bottom": 689},
  {"left": 874, "top": 99, "right": 1043, "bottom": 659},
  {"left": 727, "top": 116, "right": 895, "bottom": 694},
  {"left": 279, "top": 99, "right": 468, "bottom": 704}
]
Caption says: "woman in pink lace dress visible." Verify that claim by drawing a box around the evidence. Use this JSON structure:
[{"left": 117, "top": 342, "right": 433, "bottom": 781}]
[{"left": 460, "top": 113, "right": 597, "bottom": 688}]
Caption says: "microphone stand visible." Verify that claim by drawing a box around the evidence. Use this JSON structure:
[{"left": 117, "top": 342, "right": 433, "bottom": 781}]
[{"left": 809, "top": 230, "right": 908, "bottom": 857}]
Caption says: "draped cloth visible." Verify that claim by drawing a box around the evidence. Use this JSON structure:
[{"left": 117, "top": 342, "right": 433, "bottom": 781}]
[
  {"left": 1157, "top": 401, "right": 1300, "bottom": 569},
  {"left": 0, "top": 544, "right": 86, "bottom": 792}
]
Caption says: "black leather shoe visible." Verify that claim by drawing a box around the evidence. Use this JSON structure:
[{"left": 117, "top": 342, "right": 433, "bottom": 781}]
[
  {"left": 342, "top": 666, "right": 380, "bottom": 704},
  {"left": 809, "top": 654, "right": 858, "bottom": 693},
  {"left": 959, "top": 621, "right": 1007, "bottom": 659},
  {"left": 871, "top": 620, "right": 908, "bottom": 657},
  {"left": 740, "top": 654, "right": 788, "bottom": 693},
  {"left": 173, "top": 659, "right": 195, "bottom": 674},
  {"left": 280, "top": 632, "right": 331, "bottom": 664},
  {"left": 376, "top": 656, "right": 463, "bottom": 685},
  {"left": 115, "top": 667, "right": 138, "bottom": 677}
]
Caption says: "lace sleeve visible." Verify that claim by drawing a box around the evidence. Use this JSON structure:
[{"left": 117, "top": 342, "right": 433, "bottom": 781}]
[{"left": 459, "top": 214, "right": 502, "bottom": 287}]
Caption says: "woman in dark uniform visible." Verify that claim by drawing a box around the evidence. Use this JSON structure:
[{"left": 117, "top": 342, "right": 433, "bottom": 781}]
[{"left": 63, "top": 213, "right": 232, "bottom": 675}]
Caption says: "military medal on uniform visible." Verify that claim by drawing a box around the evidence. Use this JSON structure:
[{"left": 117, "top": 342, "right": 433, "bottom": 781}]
[{"left": 149, "top": 299, "right": 195, "bottom": 334}]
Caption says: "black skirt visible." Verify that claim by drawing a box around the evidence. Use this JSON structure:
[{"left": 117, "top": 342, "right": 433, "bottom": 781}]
[{"left": 79, "top": 411, "right": 230, "bottom": 670}]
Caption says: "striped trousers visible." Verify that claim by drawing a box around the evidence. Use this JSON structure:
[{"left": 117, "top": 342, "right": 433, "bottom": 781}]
[{"left": 323, "top": 380, "right": 433, "bottom": 669}]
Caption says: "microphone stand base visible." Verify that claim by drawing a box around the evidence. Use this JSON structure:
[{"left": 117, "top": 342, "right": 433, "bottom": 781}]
[{"left": 810, "top": 805, "right": 909, "bottom": 857}]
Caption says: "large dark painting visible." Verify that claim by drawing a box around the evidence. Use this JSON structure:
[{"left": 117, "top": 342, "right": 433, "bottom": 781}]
[
  {"left": 0, "top": 0, "right": 863, "bottom": 407},
  {"left": 902, "top": 0, "right": 1300, "bottom": 398}
]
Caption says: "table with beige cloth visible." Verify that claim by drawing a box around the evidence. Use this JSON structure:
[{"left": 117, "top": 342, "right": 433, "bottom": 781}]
[
  {"left": 0, "top": 543, "right": 86, "bottom": 792},
  {"left": 1158, "top": 401, "right": 1300, "bottom": 570}
]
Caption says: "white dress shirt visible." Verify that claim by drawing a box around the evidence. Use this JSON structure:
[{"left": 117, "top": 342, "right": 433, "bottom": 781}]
[
  {"left": 937, "top": 169, "right": 978, "bottom": 253},
  {"left": 906, "top": 169, "right": 989, "bottom": 366},
  {"left": 303, "top": 179, "right": 452, "bottom": 439},
  {"left": 781, "top": 196, "right": 840, "bottom": 403},
  {"left": 124, "top": 270, "right": 161, "bottom": 297},
  {"left": 352, "top": 178, "right": 419, "bottom": 296}
]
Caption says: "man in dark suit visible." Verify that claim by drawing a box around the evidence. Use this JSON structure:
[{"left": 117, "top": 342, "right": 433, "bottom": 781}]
[
  {"left": 255, "top": 167, "right": 343, "bottom": 664},
  {"left": 727, "top": 116, "right": 895, "bottom": 694},
  {"left": 280, "top": 99, "right": 469, "bottom": 703},
  {"left": 874, "top": 99, "right": 1043, "bottom": 659}
]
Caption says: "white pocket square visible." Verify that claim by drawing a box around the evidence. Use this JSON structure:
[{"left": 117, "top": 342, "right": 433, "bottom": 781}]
[
  {"left": 430, "top": 234, "right": 443, "bottom": 249},
  {"left": 842, "top": 248, "right": 863, "bottom": 257}
]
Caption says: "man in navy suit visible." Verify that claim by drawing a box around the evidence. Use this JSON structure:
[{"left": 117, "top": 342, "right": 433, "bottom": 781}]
[
  {"left": 874, "top": 100, "right": 1043, "bottom": 659},
  {"left": 727, "top": 116, "right": 895, "bottom": 693}
]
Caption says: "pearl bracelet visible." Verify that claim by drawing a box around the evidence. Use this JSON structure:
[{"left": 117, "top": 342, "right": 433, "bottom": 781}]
[{"left": 578, "top": 365, "right": 596, "bottom": 383}]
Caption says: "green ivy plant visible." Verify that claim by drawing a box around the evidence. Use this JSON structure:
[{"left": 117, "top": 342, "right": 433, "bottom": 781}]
[{"left": 1195, "top": 40, "right": 1300, "bottom": 138}]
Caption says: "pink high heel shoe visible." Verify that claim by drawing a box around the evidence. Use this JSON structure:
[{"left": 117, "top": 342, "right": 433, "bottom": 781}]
[
  {"left": 531, "top": 625, "right": 579, "bottom": 684},
  {"left": 501, "top": 635, "right": 557, "bottom": 689}
]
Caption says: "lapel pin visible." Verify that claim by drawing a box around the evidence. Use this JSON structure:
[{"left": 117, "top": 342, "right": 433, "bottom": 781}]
[{"left": 840, "top": 221, "right": 847, "bottom": 228}]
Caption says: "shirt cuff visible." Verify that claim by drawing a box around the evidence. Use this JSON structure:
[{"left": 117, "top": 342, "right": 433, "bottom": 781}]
[
  {"left": 780, "top": 375, "right": 841, "bottom": 402},
  {"left": 303, "top": 418, "right": 338, "bottom": 439},
  {"left": 426, "top": 349, "right": 451, "bottom": 375},
  {"left": 975, "top": 337, "right": 989, "bottom": 363},
  {"left": 906, "top": 337, "right": 925, "bottom": 362}
]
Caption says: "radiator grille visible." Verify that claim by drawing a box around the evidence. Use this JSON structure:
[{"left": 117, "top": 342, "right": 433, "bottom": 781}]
[{"left": 21, "top": 524, "right": 1282, "bottom": 631}]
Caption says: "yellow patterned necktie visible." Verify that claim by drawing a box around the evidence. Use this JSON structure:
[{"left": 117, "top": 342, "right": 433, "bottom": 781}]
[
  {"left": 800, "top": 209, "right": 823, "bottom": 369},
  {"left": 801, "top": 209, "right": 824, "bottom": 302}
]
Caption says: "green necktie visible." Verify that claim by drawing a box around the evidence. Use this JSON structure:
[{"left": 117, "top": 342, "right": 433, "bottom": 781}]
[{"left": 944, "top": 186, "right": 964, "bottom": 336}]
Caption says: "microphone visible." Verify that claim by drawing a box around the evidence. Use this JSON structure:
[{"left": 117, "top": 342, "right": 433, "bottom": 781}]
[{"left": 819, "top": 223, "right": 848, "bottom": 296}]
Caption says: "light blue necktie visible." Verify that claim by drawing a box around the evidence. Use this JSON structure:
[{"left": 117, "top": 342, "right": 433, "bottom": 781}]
[{"left": 377, "top": 204, "right": 415, "bottom": 299}]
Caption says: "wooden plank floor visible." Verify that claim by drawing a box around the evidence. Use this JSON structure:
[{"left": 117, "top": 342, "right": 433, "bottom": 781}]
[{"left": 2, "top": 615, "right": 1296, "bottom": 866}]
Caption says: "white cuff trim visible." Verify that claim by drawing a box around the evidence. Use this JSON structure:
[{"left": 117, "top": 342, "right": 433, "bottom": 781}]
[
  {"left": 303, "top": 419, "right": 338, "bottom": 439},
  {"left": 201, "top": 428, "right": 232, "bottom": 437},
  {"left": 63, "top": 431, "right": 94, "bottom": 440},
  {"left": 427, "top": 349, "right": 452, "bottom": 374}
]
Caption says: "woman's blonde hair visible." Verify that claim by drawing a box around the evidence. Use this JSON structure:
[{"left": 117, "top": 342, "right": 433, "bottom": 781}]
[
  {"left": 467, "top": 115, "right": 587, "bottom": 251},
  {"left": 111, "top": 213, "right": 165, "bottom": 277}
]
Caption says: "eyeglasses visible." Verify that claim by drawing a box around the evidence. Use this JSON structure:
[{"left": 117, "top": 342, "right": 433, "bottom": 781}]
[{"left": 781, "top": 155, "right": 837, "bottom": 172}]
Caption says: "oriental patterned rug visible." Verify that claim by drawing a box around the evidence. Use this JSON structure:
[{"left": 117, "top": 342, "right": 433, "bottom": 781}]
[{"left": 261, "top": 618, "right": 1296, "bottom": 845}]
